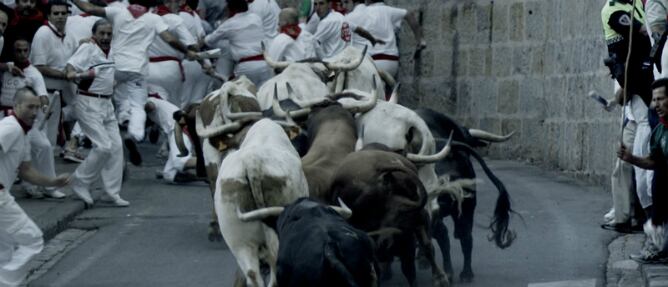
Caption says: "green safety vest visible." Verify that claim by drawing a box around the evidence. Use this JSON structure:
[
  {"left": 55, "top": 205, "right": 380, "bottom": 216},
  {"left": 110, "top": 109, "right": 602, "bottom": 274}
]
[{"left": 601, "top": 0, "right": 646, "bottom": 44}]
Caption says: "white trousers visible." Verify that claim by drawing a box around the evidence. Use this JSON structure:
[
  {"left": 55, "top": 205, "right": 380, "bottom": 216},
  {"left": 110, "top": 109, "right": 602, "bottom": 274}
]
[
  {"left": 629, "top": 95, "right": 654, "bottom": 209},
  {"left": 23, "top": 111, "right": 57, "bottom": 194},
  {"left": 0, "top": 189, "right": 43, "bottom": 287},
  {"left": 373, "top": 59, "right": 399, "bottom": 79},
  {"left": 162, "top": 132, "right": 194, "bottom": 182},
  {"left": 114, "top": 71, "right": 147, "bottom": 142},
  {"left": 611, "top": 119, "right": 637, "bottom": 224},
  {"left": 234, "top": 61, "right": 273, "bottom": 88},
  {"left": 147, "top": 60, "right": 183, "bottom": 106},
  {"left": 73, "top": 95, "right": 124, "bottom": 198},
  {"left": 181, "top": 60, "right": 213, "bottom": 108}
]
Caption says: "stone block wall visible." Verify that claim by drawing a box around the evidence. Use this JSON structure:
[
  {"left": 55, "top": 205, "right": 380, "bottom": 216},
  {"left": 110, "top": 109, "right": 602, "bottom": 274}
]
[{"left": 277, "top": 0, "right": 621, "bottom": 186}]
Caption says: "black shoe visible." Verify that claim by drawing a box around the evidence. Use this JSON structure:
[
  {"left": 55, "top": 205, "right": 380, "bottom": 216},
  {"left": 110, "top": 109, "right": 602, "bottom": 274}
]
[
  {"left": 601, "top": 222, "right": 635, "bottom": 234},
  {"left": 148, "top": 126, "right": 160, "bottom": 144},
  {"left": 630, "top": 250, "right": 668, "bottom": 264},
  {"left": 124, "top": 138, "right": 142, "bottom": 166},
  {"left": 173, "top": 172, "right": 200, "bottom": 183}
]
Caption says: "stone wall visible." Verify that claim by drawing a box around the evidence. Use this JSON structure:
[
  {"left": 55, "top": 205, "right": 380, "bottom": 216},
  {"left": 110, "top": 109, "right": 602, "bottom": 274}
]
[{"left": 278, "top": 0, "right": 621, "bottom": 186}]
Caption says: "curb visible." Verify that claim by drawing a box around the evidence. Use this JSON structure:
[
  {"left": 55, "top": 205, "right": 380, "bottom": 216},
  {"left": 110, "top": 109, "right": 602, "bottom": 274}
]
[
  {"left": 606, "top": 233, "right": 668, "bottom": 287},
  {"left": 17, "top": 196, "right": 87, "bottom": 241}
]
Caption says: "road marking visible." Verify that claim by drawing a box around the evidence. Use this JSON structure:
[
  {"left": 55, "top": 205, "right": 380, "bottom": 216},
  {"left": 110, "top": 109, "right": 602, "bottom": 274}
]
[{"left": 528, "top": 279, "right": 596, "bottom": 287}]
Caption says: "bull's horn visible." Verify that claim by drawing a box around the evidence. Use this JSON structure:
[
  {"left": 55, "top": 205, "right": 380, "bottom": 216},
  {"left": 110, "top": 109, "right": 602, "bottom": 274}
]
[
  {"left": 272, "top": 83, "right": 319, "bottom": 118},
  {"left": 222, "top": 99, "right": 264, "bottom": 121},
  {"left": 407, "top": 130, "right": 453, "bottom": 163},
  {"left": 328, "top": 198, "right": 352, "bottom": 219},
  {"left": 367, "top": 227, "right": 402, "bottom": 237},
  {"left": 336, "top": 75, "right": 378, "bottom": 113},
  {"left": 174, "top": 123, "right": 189, "bottom": 157},
  {"left": 195, "top": 110, "right": 243, "bottom": 138},
  {"left": 236, "top": 206, "right": 285, "bottom": 222},
  {"left": 468, "top": 129, "right": 516, "bottom": 142},
  {"left": 324, "top": 45, "right": 367, "bottom": 71},
  {"left": 263, "top": 44, "right": 290, "bottom": 69},
  {"left": 377, "top": 69, "right": 396, "bottom": 88},
  {"left": 388, "top": 83, "right": 400, "bottom": 104}
]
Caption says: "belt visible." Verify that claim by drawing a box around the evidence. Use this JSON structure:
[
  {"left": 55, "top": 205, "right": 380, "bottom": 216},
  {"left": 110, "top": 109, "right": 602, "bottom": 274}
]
[
  {"left": 372, "top": 54, "right": 400, "bottom": 61},
  {"left": 150, "top": 56, "right": 185, "bottom": 81},
  {"left": 238, "top": 54, "right": 264, "bottom": 63},
  {"left": 78, "top": 90, "right": 111, "bottom": 99}
]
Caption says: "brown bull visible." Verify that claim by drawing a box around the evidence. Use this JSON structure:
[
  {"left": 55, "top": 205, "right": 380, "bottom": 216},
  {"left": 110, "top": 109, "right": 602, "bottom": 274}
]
[{"left": 330, "top": 145, "right": 450, "bottom": 287}]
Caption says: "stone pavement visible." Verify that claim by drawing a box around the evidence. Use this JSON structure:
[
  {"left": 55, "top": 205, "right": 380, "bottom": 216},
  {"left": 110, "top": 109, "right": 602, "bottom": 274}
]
[
  {"left": 606, "top": 233, "right": 668, "bottom": 287},
  {"left": 11, "top": 151, "right": 668, "bottom": 287}
]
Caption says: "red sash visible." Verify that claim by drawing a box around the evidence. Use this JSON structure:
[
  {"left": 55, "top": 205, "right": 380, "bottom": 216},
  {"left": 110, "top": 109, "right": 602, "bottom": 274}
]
[{"left": 149, "top": 56, "right": 185, "bottom": 81}]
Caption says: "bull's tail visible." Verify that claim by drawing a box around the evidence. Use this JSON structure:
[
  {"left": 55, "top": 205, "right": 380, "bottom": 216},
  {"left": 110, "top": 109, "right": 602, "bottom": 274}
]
[
  {"left": 246, "top": 165, "right": 266, "bottom": 208},
  {"left": 378, "top": 165, "right": 428, "bottom": 213},
  {"left": 324, "top": 243, "right": 360, "bottom": 287},
  {"left": 451, "top": 141, "right": 516, "bottom": 249}
]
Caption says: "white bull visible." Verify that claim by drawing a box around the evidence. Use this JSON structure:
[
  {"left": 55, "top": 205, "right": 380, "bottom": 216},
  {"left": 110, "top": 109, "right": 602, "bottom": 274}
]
[
  {"left": 327, "top": 45, "right": 392, "bottom": 102},
  {"left": 212, "top": 118, "right": 309, "bottom": 287},
  {"left": 258, "top": 47, "right": 367, "bottom": 113}
]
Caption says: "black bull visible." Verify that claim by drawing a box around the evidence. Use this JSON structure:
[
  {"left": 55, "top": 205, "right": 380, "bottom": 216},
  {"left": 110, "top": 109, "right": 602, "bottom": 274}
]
[
  {"left": 415, "top": 108, "right": 515, "bottom": 282},
  {"left": 274, "top": 198, "right": 377, "bottom": 287}
]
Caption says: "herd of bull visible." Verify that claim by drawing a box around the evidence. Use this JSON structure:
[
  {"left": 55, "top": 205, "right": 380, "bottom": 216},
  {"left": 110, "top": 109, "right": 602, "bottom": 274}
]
[{"left": 176, "top": 46, "right": 517, "bottom": 287}]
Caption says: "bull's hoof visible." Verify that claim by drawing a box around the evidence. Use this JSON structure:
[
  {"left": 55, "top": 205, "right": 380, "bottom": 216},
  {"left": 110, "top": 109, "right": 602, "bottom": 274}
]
[
  {"left": 460, "top": 269, "right": 474, "bottom": 282},
  {"left": 433, "top": 274, "right": 450, "bottom": 287},
  {"left": 208, "top": 226, "right": 223, "bottom": 242}
]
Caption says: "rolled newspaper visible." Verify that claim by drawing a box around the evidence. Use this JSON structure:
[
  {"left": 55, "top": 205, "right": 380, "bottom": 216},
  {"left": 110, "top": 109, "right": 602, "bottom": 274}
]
[{"left": 196, "top": 48, "right": 222, "bottom": 59}]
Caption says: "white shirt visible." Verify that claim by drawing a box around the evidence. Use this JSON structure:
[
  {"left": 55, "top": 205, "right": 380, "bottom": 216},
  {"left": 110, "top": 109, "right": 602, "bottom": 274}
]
[
  {"left": 204, "top": 12, "right": 265, "bottom": 61},
  {"left": 147, "top": 96, "right": 179, "bottom": 134},
  {"left": 248, "top": 0, "right": 281, "bottom": 40},
  {"left": 365, "top": 3, "right": 406, "bottom": 56},
  {"left": 105, "top": 5, "right": 170, "bottom": 74},
  {"left": 0, "top": 65, "right": 48, "bottom": 106},
  {"left": 345, "top": 4, "right": 372, "bottom": 51},
  {"left": 179, "top": 10, "right": 206, "bottom": 39},
  {"left": 313, "top": 11, "right": 353, "bottom": 59},
  {"left": 267, "top": 30, "right": 317, "bottom": 61},
  {"left": 30, "top": 22, "right": 78, "bottom": 71},
  {"left": 66, "top": 14, "right": 101, "bottom": 44},
  {"left": 67, "top": 42, "right": 115, "bottom": 95},
  {"left": 0, "top": 116, "right": 31, "bottom": 194},
  {"left": 148, "top": 13, "right": 196, "bottom": 59}
]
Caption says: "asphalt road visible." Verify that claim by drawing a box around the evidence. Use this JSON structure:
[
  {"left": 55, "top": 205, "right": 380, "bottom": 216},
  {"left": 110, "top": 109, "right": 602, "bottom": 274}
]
[{"left": 28, "top": 144, "right": 616, "bottom": 287}]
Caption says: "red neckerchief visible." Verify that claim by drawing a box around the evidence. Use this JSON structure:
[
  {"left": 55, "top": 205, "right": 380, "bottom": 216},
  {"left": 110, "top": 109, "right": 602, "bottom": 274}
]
[
  {"left": 148, "top": 93, "right": 163, "bottom": 100},
  {"left": 280, "top": 23, "right": 302, "bottom": 40},
  {"left": 331, "top": 0, "right": 347, "bottom": 14},
  {"left": 179, "top": 4, "right": 194, "bottom": 15},
  {"left": 91, "top": 38, "right": 110, "bottom": 57},
  {"left": 661, "top": 117, "right": 668, "bottom": 127},
  {"left": 80, "top": 12, "right": 92, "bottom": 17},
  {"left": 12, "top": 115, "right": 31, "bottom": 134},
  {"left": 11, "top": 9, "right": 44, "bottom": 26},
  {"left": 43, "top": 21, "right": 65, "bottom": 40},
  {"left": 127, "top": 4, "right": 148, "bottom": 19},
  {"left": 154, "top": 5, "right": 171, "bottom": 16},
  {"left": 15, "top": 60, "right": 30, "bottom": 70}
]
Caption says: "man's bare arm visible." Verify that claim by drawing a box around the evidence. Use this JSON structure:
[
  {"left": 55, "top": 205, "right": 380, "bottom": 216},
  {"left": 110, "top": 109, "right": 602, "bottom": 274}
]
[
  {"left": 159, "top": 31, "right": 198, "bottom": 60},
  {"left": 404, "top": 10, "right": 425, "bottom": 48},
  {"left": 34, "top": 65, "right": 67, "bottom": 80},
  {"left": 71, "top": 0, "right": 107, "bottom": 17},
  {"left": 618, "top": 145, "right": 658, "bottom": 170},
  {"left": 19, "top": 161, "right": 70, "bottom": 187},
  {"left": 354, "top": 27, "right": 384, "bottom": 46}
]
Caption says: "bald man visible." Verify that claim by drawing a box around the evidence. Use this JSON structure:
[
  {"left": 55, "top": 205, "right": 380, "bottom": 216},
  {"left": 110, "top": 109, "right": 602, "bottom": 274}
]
[
  {"left": 267, "top": 8, "right": 317, "bottom": 61},
  {"left": 0, "top": 87, "right": 70, "bottom": 287}
]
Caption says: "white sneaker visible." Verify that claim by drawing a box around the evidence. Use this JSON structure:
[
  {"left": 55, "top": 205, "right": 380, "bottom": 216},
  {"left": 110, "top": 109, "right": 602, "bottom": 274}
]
[
  {"left": 44, "top": 188, "right": 67, "bottom": 199},
  {"left": 112, "top": 197, "right": 130, "bottom": 207},
  {"left": 604, "top": 208, "right": 615, "bottom": 223},
  {"left": 71, "top": 178, "right": 93, "bottom": 206}
]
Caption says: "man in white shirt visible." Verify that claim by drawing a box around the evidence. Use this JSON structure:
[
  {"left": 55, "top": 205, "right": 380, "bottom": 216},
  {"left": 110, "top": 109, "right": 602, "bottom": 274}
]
[
  {"left": 312, "top": 0, "right": 382, "bottom": 59},
  {"left": 65, "top": 19, "right": 129, "bottom": 207},
  {"left": 178, "top": 0, "right": 213, "bottom": 108},
  {"left": 149, "top": 1, "right": 197, "bottom": 106},
  {"left": 0, "top": 39, "right": 66, "bottom": 200},
  {"left": 343, "top": 0, "right": 371, "bottom": 52},
  {"left": 267, "top": 7, "right": 317, "bottom": 62},
  {"left": 364, "top": 0, "right": 425, "bottom": 77},
  {"left": 30, "top": 0, "right": 78, "bottom": 150},
  {"left": 72, "top": 0, "right": 199, "bottom": 166},
  {"left": 0, "top": 87, "right": 69, "bottom": 287},
  {"left": 0, "top": 3, "right": 23, "bottom": 79},
  {"left": 204, "top": 0, "right": 273, "bottom": 86},
  {"left": 248, "top": 0, "right": 281, "bottom": 42}
]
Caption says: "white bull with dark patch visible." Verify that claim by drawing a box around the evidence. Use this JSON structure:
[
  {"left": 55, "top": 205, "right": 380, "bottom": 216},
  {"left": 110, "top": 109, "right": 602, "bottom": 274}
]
[{"left": 210, "top": 118, "right": 309, "bottom": 287}]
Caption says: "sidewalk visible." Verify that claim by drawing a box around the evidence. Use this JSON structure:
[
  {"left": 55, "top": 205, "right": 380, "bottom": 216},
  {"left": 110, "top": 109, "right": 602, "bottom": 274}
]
[{"left": 606, "top": 232, "right": 668, "bottom": 287}]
